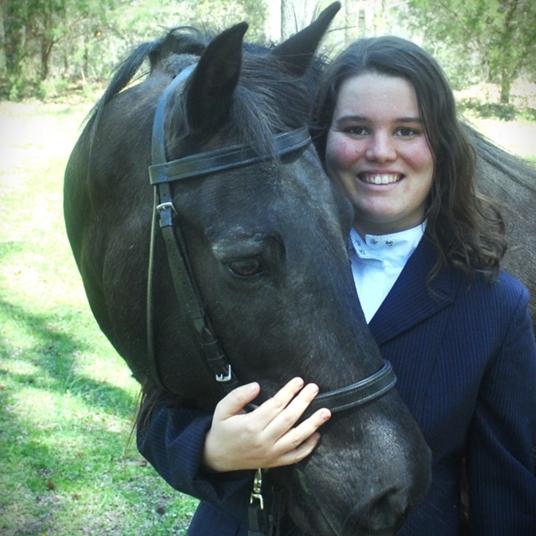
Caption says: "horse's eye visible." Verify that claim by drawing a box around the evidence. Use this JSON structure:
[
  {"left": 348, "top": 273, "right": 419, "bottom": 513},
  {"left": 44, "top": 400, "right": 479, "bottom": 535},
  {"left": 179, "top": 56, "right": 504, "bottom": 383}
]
[{"left": 227, "top": 258, "right": 263, "bottom": 277}]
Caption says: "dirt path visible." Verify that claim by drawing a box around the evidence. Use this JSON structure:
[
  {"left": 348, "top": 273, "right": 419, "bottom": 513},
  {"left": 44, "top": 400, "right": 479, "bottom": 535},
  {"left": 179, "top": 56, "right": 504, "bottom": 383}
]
[{"left": 465, "top": 115, "right": 536, "bottom": 160}]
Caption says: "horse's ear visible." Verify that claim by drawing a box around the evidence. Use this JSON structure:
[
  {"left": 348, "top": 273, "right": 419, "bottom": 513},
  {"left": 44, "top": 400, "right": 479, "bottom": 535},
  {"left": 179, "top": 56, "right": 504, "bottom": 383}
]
[
  {"left": 271, "top": 2, "right": 341, "bottom": 76},
  {"left": 186, "top": 22, "right": 248, "bottom": 132}
]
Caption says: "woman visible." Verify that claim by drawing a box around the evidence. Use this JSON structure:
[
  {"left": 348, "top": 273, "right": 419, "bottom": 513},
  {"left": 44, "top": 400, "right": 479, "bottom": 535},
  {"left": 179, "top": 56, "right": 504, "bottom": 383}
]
[
  {"left": 309, "top": 36, "right": 536, "bottom": 534},
  {"left": 137, "top": 36, "right": 536, "bottom": 534}
]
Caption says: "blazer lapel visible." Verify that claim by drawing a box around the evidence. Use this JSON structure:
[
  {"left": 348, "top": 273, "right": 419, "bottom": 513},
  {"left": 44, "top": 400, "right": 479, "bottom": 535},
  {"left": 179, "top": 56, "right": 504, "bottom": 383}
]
[{"left": 369, "top": 236, "right": 457, "bottom": 345}]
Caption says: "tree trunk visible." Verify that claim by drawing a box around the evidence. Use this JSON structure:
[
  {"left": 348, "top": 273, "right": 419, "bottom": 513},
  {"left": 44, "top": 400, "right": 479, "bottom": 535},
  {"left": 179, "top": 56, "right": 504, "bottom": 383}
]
[
  {"left": 500, "top": 72, "right": 510, "bottom": 105},
  {"left": 281, "top": 0, "right": 316, "bottom": 39},
  {"left": 0, "top": 0, "right": 6, "bottom": 73},
  {"left": 266, "top": 0, "right": 281, "bottom": 43},
  {"left": 344, "top": 0, "right": 368, "bottom": 46},
  {"left": 344, "top": 0, "right": 356, "bottom": 46}
]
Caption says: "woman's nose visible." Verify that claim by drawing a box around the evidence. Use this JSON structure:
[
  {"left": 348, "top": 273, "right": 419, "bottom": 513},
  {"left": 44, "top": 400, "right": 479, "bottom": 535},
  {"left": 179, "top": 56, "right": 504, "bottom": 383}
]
[{"left": 365, "top": 133, "right": 397, "bottom": 162}]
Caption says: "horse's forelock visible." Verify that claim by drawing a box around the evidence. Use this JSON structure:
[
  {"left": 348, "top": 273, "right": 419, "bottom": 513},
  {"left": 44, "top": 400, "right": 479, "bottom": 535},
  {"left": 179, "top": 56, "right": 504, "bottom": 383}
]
[
  {"left": 165, "top": 51, "right": 314, "bottom": 159},
  {"left": 231, "top": 53, "right": 313, "bottom": 155}
]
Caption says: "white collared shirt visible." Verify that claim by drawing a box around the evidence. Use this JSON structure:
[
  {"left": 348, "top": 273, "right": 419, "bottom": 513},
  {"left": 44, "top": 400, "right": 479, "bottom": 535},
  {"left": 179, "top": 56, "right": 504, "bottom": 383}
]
[{"left": 349, "top": 223, "right": 425, "bottom": 323}]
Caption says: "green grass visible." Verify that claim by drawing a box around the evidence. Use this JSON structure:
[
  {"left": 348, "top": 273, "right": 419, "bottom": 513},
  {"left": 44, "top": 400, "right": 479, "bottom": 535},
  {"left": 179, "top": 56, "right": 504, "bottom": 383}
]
[{"left": 0, "top": 101, "right": 198, "bottom": 535}]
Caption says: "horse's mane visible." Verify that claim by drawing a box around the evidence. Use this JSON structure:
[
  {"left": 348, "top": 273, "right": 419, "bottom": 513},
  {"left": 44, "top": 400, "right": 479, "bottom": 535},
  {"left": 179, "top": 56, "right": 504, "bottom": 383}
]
[{"left": 85, "top": 27, "right": 320, "bottom": 158}]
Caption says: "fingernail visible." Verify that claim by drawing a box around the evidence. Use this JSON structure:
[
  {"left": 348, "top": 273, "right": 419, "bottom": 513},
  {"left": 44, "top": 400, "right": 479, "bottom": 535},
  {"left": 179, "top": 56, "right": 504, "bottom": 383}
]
[
  {"left": 320, "top": 409, "right": 331, "bottom": 421},
  {"left": 294, "top": 377, "right": 304, "bottom": 388},
  {"left": 308, "top": 384, "right": 319, "bottom": 396}
]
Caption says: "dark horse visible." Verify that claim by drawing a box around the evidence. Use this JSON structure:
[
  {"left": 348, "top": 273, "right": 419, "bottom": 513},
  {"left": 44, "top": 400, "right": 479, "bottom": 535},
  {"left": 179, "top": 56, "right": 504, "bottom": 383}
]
[
  {"left": 458, "top": 126, "right": 536, "bottom": 536},
  {"left": 468, "top": 127, "right": 536, "bottom": 328},
  {"left": 63, "top": 4, "right": 431, "bottom": 536}
]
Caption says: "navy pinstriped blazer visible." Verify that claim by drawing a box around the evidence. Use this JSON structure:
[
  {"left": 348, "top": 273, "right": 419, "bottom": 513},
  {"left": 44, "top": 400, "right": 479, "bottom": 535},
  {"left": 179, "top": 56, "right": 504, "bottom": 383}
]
[{"left": 137, "top": 236, "right": 536, "bottom": 535}]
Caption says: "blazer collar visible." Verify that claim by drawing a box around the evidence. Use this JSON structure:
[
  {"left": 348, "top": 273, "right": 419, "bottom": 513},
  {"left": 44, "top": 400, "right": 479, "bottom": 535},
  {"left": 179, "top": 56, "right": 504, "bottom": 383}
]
[{"left": 368, "top": 236, "right": 457, "bottom": 345}]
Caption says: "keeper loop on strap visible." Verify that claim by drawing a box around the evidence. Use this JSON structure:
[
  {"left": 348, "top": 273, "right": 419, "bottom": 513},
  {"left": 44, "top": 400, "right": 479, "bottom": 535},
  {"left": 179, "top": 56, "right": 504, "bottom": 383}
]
[
  {"left": 215, "top": 364, "right": 233, "bottom": 383},
  {"left": 156, "top": 201, "right": 177, "bottom": 227}
]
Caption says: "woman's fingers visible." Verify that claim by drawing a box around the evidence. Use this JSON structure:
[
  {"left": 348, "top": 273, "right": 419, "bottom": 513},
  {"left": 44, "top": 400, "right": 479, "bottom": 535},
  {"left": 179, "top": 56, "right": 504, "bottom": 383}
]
[
  {"left": 245, "top": 380, "right": 332, "bottom": 467},
  {"left": 251, "top": 377, "right": 307, "bottom": 426},
  {"left": 203, "top": 378, "right": 331, "bottom": 472},
  {"left": 213, "top": 381, "right": 260, "bottom": 420},
  {"left": 263, "top": 382, "right": 322, "bottom": 439},
  {"left": 271, "top": 432, "right": 321, "bottom": 467},
  {"left": 263, "top": 408, "right": 332, "bottom": 468}
]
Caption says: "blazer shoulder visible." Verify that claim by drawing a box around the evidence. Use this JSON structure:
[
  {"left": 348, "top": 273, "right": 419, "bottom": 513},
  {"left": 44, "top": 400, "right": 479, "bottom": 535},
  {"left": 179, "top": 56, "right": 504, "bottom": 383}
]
[
  {"left": 462, "top": 270, "right": 532, "bottom": 332},
  {"left": 489, "top": 270, "right": 530, "bottom": 305}
]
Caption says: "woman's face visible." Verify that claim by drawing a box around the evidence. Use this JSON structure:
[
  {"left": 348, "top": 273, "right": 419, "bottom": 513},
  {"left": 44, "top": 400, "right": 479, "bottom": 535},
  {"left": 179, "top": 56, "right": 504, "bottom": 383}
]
[{"left": 325, "top": 73, "right": 435, "bottom": 236}]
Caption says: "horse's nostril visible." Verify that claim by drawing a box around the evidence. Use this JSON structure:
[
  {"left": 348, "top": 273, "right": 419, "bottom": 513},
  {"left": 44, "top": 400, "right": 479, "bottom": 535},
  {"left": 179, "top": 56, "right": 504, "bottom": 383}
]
[
  {"left": 378, "top": 486, "right": 410, "bottom": 514},
  {"left": 370, "top": 487, "right": 410, "bottom": 532}
]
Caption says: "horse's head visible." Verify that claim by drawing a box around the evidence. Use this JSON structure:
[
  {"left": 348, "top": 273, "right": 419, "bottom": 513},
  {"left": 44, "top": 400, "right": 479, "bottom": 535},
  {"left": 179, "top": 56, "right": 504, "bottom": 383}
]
[{"left": 64, "top": 4, "right": 431, "bottom": 534}]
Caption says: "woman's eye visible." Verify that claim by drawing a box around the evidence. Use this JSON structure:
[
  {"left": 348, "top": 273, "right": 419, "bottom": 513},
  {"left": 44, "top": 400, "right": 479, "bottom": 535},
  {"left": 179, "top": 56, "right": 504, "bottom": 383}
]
[
  {"left": 397, "top": 127, "right": 418, "bottom": 137},
  {"left": 345, "top": 126, "right": 367, "bottom": 136},
  {"left": 227, "top": 258, "right": 263, "bottom": 277}
]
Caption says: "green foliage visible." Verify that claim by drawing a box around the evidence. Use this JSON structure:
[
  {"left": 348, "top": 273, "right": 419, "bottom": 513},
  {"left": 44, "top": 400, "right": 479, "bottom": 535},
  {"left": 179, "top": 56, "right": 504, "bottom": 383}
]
[
  {"left": 4, "top": 0, "right": 533, "bottom": 105},
  {"left": 0, "top": 101, "right": 199, "bottom": 534},
  {"left": 2, "top": 0, "right": 113, "bottom": 98},
  {"left": 458, "top": 98, "right": 536, "bottom": 121},
  {"left": 406, "top": 0, "right": 536, "bottom": 104},
  {"left": 1, "top": 0, "right": 268, "bottom": 100}
]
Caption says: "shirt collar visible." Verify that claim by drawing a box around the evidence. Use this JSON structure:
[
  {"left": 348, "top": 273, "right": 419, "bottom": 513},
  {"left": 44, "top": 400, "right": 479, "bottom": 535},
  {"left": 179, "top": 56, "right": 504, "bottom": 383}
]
[{"left": 349, "top": 222, "right": 426, "bottom": 267}]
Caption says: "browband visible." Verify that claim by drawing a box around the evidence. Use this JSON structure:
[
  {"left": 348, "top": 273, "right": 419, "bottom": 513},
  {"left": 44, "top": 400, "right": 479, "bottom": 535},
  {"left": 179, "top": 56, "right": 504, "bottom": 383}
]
[{"left": 150, "top": 126, "right": 311, "bottom": 185}]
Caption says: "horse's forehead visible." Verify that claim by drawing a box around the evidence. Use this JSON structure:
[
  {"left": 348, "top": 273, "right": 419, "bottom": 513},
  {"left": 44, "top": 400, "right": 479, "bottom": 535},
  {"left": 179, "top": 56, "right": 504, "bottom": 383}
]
[
  {"left": 280, "top": 153, "right": 341, "bottom": 212},
  {"left": 211, "top": 155, "right": 336, "bottom": 213},
  {"left": 200, "top": 180, "right": 341, "bottom": 247}
]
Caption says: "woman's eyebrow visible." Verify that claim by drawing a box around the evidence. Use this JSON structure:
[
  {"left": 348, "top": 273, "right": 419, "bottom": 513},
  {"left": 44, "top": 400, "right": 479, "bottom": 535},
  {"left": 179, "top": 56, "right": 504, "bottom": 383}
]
[
  {"left": 394, "top": 117, "right": 423, "bottom": 123},
  {"left": 333, "top": 114, "right": 367, "bottom": 124},
  {"left": 333, "top": 115, "right": 423, "bottom": 124}
]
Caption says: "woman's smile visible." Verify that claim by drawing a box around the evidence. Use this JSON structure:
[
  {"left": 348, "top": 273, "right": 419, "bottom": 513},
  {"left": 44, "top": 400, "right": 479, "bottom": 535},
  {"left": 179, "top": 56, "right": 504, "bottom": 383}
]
[{"left": 358, "top": 173, "right": 403, "bottom": 185}]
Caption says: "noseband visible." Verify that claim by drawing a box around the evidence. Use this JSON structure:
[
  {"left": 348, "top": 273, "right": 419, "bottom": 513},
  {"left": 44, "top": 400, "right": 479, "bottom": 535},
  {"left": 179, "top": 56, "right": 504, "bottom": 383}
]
[{"left": 146, "top": 64, "right": 396, "bottom": 416}]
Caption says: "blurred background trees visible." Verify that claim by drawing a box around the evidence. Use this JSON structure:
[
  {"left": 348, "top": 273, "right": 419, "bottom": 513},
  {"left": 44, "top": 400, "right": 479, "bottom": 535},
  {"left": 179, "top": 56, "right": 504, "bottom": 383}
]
[
  {"left": 0, "top": 0, "right": 267, "bottom": 99},
  {"left": 406, "top": 0, "right": 536, "bottom": 104},
  {"left": 0, "top": 0, "right": 534, "bottom": 107}
]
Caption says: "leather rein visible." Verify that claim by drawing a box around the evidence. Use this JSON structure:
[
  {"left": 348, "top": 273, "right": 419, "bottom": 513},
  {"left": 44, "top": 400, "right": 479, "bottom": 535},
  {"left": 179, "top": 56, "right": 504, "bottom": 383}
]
[{"left": 146, "top": 64, "right": 397, "bottom": 417}]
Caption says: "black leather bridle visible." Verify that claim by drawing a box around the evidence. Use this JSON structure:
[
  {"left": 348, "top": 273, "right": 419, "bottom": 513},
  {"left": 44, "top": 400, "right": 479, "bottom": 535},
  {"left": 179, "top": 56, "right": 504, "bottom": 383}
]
[{"left": 146, "top": 64, "right": 397, "bottom": 416}]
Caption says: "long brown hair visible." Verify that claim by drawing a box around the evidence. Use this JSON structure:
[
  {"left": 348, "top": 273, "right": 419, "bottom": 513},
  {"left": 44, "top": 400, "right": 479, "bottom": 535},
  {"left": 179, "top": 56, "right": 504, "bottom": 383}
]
[{"left": 311, "top": 36, "right": 506, "bottom": 282}]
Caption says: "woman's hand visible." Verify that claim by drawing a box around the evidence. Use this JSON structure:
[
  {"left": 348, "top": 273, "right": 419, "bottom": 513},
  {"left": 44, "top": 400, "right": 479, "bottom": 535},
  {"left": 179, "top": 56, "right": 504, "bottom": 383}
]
[{"left": 203, "top": 378, "right": 331, "bottom": 472}]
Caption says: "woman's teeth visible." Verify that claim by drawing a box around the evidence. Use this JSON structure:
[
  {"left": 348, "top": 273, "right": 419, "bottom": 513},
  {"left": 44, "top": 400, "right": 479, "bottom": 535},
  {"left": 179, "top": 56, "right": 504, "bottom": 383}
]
[{"left": 360, "top": 174, "right": 401, "bottom": 185}]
